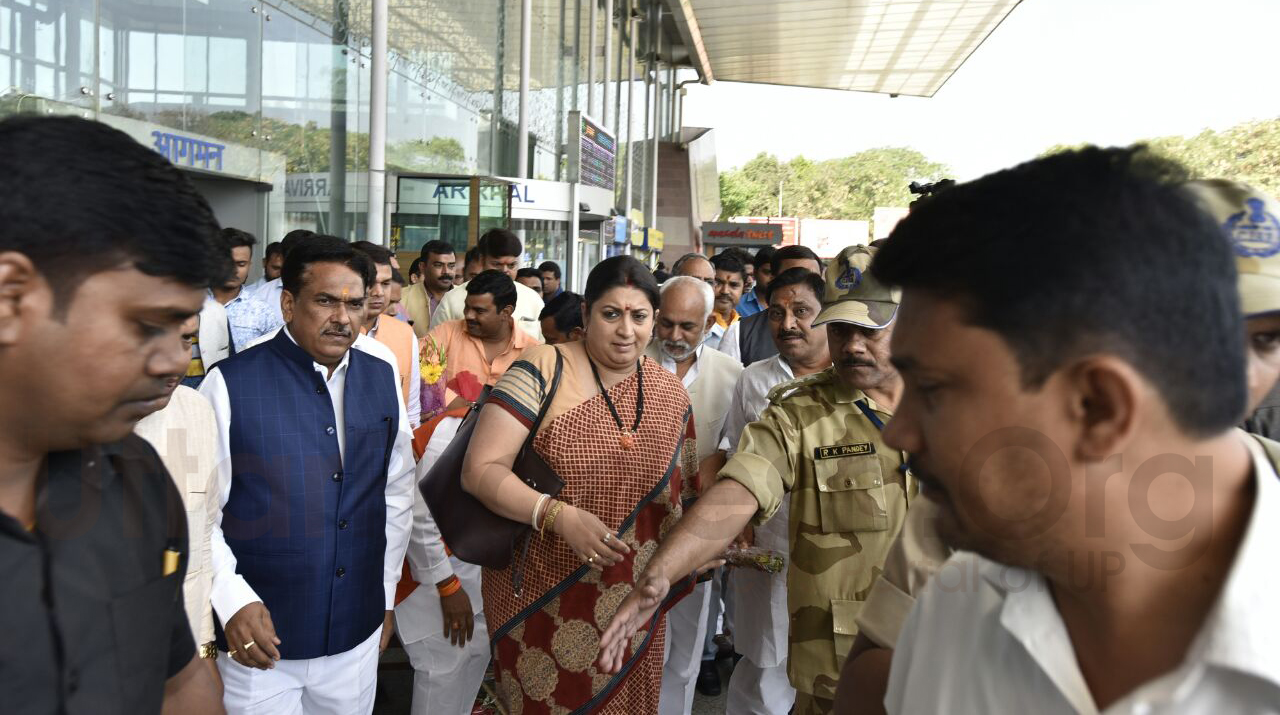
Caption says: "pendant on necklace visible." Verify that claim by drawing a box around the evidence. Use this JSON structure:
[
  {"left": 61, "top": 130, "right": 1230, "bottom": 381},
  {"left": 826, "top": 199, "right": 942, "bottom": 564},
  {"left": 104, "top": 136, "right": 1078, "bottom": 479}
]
[{"left": 620, "top": 431, "right": 636, "bottom": 450}]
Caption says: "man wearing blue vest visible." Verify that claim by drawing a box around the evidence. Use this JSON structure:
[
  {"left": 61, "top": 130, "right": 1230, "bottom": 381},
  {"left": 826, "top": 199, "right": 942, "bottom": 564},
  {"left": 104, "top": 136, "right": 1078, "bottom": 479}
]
[{"left": 200, "top": 236, "right": 415, "bottom": 714}]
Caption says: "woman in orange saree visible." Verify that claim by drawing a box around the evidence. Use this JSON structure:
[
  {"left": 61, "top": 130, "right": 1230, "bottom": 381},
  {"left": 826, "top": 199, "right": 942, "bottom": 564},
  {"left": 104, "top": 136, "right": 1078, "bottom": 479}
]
[{"left": 463, "top": 256, "right": 698, "bottom": 714}]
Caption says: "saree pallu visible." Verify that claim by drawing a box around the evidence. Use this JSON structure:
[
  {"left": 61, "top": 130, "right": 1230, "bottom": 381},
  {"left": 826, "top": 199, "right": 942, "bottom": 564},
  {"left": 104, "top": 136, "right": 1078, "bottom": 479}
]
[{"left": 486, "top": 358, "right": 698, "bottom": 714}]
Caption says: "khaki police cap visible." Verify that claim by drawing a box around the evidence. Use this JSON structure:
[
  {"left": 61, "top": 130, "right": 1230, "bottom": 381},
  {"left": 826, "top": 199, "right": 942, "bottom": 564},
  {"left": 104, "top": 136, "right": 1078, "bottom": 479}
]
[
  {"left": 1184, "top": 179, "right": 1280, "bottom": 317},
  {"left": 813, "top": 245, "right": 901, "bottom": 329}
]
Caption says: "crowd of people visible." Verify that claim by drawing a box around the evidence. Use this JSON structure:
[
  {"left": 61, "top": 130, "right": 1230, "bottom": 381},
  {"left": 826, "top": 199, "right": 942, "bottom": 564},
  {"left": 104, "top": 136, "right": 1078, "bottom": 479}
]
[{"left": 4, "top": 114, "right": 1280, "bottom": 715}]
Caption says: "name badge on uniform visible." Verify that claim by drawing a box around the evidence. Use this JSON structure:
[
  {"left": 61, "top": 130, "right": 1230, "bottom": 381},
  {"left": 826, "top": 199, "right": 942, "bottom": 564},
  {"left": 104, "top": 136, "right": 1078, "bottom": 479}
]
[{"left": 814, "top": 442, "right": 875, "bottom": 460}]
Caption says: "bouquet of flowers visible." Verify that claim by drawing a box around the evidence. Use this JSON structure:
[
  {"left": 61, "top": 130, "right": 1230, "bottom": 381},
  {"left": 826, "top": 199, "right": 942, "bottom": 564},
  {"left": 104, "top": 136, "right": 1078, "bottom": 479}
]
[{"left": 420, "top": 334, "right": 448, "bottom": 421}]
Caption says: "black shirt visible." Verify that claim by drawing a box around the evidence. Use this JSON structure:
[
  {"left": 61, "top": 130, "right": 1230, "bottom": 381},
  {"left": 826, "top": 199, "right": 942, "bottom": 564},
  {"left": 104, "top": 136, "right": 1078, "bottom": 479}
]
[{"left": 0, "top": 436, "right": 194, "bottom": 714}]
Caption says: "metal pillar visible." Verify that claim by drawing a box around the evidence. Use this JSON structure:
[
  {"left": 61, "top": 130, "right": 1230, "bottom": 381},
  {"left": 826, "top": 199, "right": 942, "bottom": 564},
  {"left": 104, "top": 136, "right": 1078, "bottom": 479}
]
[
  {"left": 587, "top": 0, "right": 597, "bottom": 117},
  {"left": 367, "top": 0, "right": 388, "bottom": 244},
  {"left": 517, "top": 0, "right": 532, "bottom": 179},
  {"left": 603, "top": 0, "right": 613, "bottom": 127}
]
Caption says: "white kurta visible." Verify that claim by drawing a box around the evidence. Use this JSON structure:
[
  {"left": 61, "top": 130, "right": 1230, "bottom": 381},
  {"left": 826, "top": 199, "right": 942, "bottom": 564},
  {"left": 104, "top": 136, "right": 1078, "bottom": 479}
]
[
  {"left": 721, "top": 355, "right": 799, "bottom": 714},
  {"left": 394, "top": 417, "right": 491, "bottom": 715},
  {"left": 134, "top": 385, "right": 220, "bottom": 648}
]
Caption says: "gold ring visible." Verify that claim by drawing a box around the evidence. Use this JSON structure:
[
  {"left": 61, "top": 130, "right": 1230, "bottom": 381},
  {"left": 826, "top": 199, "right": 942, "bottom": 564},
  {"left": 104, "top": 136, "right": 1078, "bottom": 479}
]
[
  {"left": 602, "top": 533, "right": 612, "bottom": 542},
  {"left": 587, "top": 555, "right": 595, "bottom": 564},
  {"left": 243, "top": 641, "right": 256, "bottom": 651},
  {"left": 228, "top": 649, "right": 238, "bottom": 656}
]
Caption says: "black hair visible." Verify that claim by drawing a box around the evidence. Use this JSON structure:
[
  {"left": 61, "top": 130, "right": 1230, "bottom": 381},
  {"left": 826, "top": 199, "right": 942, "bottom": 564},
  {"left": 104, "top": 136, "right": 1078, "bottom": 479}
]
[
  {"left": 766, "top": 267, "right": 825, "bottom": 305},
  {"left": 408, "top": 257, "right": 423, "bottom": 277},
  {"left": 0, "top": 115, "right": 222, "bottom": 304},
  {"left": 282, "top": 235, "right": 375, "bottom": 298},
  {"left": 710, "top": 252, "right": 747, "bottom": 281},
  {"left": 871, "top": 145, "right": 1245, "bottom": 437},
  {"left": 539, "top": 291, "right": 586, "bottom": 334},
  {"left": 219, "top": 227, "right": 258, "bottom": 250},
  {"left": 720, "top": 246, "right": 753, "bottom": 268},
  {"left": 770, "top": 245, "right": 821, "bottom": 276},
  {"left": 477, "top": 228, "right": 522, "bottom": 259},
  {"left": 653, "top": 269, "right": 672, "bottom": 284},
  {"left": 279, "top": 229, "right": 317, "bottom": 261},
  {"left": 753, "top": 246, "right": 778, "bottom": 272},
  {"left": 466, "top": 269, "right": 518, "bottom": 312},
  {"left": 538, "top": 260, "right": 562, "bottom": 280},
  {"left": 584, "top": 255, "right": 660, "bottom": 310},
  {"left": 464, "top": 247, "right": 482, "bottom": 266},
  {"left": 420, "top": 239, "right": 455, "bottom": 261},
  {"left": 265, "top": 242, "right": 286, "bottom": 259},
  {"left": 517, "top": 267, "right": 544, "bottom": 286},
  {"left": 351, "top": 240, "right": 394, "bottom": 266},
  {"left": 391, "top": 268, "right": 406, "bottom": 286}
]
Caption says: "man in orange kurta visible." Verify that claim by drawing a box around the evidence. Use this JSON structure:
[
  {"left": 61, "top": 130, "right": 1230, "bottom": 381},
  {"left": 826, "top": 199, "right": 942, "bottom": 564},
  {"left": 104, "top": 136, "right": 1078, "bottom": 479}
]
[{"left": 425, "top": 269, "right": 540, "bottom": 408}]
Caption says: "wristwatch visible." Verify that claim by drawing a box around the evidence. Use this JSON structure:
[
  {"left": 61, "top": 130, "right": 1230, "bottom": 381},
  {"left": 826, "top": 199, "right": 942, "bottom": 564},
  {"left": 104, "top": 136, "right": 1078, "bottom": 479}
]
[{"left": 200, "top": 642, "right": 218, "bottom": 660}]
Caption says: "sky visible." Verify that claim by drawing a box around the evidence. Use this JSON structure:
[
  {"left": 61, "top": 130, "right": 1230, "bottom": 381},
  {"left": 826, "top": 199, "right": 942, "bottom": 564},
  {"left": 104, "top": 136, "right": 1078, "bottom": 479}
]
[{"left": 683, "top": 0, "right": 1280, "bottom": 180}]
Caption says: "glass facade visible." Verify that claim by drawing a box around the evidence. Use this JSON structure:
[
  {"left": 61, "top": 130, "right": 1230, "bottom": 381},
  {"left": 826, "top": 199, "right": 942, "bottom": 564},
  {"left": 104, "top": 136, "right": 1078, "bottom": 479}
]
[{"left": 0, "top": 0, "right": 681, "bottom": 276}]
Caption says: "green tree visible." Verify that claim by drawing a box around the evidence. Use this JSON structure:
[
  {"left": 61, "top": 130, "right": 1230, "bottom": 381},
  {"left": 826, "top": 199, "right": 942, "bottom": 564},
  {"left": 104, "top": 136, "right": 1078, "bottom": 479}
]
[
  {"left": 718, "top": 148, "right": 949, "bottom": 220},
  {"left": 1041, "top": 116, "right": 1280, "bottom": 197}
]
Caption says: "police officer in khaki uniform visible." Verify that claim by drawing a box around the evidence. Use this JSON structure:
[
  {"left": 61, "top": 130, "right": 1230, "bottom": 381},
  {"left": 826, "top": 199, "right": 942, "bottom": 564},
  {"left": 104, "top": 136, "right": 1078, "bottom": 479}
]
[{"left": 598, "top": 245, "right": 917, "bottom": 715}]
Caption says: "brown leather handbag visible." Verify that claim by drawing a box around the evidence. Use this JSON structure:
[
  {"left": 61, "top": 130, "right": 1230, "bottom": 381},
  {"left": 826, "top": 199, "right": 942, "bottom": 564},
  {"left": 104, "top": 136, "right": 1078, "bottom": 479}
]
[{"left": 418, "top": 348, "right": 564, "bottom": 572}]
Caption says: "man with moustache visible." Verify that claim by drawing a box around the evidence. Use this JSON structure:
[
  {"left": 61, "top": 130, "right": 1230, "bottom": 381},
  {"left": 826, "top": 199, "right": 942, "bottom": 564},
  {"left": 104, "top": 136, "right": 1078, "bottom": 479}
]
[
  {"left": 426, "top": 269, "right": 540, "bottom": 406},
  {"left": 354, "top": 242, "right": 422, "bottom": 429},
  {"left": 870, "top": 148, "right": 1280, "bottom": 713},
  {"left": 403, "top": 239, "right": 455, "bottom": 338},
  {"left": 720, "top": 267, "right": 833, "bottom": 715},
  {"left": 199, "top": 237, "right": 415, "bottom": 714},
  {"left": 706, "top": 253, "right": 747, "bottom": 351},
  {"left": 644, "top": 276, "right": 744, "bottom": 715},
  {"left": 430, "top": 229, "right": 544, "bottom": 341},
  {"left": 599, "top": 245, "right": 916, "bottom": 715},
  {"left": 720, "top": 246, "right": 824, "bottom": 366}
]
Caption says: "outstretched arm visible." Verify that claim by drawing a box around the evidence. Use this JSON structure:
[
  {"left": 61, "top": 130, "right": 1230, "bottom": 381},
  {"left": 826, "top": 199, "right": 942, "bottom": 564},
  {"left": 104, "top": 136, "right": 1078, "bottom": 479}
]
[{"left": 598, "top": 476, "right": 758, "bottom": 673}]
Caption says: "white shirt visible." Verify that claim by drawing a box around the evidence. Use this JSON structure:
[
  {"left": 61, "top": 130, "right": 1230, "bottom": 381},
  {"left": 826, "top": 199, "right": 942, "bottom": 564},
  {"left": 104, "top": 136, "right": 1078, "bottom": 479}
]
[
  {"left": 199, "top": 327, "right": 416, "bottom": 633},
  {"left": 704, "top": 320, "right": 729, "bottom": 352},
  {"left": 718, "top": 319, "right": 742, "bottom": 362},
  {"left": 657, "top": 343, "right": 704, "bottom": 389},
  {"left": 717, "top": 354, "right": 794, "bottom": 457},
  {"left": 886, "top": 431, "right": 1280, "bottom": 715}
]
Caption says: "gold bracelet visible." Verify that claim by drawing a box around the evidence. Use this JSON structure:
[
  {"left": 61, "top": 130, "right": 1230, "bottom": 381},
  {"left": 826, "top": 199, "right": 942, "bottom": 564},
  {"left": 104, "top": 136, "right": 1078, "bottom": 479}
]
[
  {"left": 200, "top": 642, "right": 218, "bottom": 660},
  {"left": 542, "top": 500, "right": 566, "bottom": 538}
]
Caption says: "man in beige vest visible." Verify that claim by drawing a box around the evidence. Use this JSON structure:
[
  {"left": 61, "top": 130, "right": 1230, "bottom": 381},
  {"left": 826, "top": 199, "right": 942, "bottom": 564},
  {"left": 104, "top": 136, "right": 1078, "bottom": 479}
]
[
  {"left": 135, "top": 313, "right": 222, "bottom": 689},
  {"left": 646, "top": 275, "right": 743, "bottom": 715}
]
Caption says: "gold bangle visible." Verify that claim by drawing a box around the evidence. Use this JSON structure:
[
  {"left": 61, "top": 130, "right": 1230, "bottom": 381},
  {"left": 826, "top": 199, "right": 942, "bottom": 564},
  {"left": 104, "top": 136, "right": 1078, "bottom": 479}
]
[
  {"left": 200, "top": 642, "right": 218, "bottom": 660},
  {"left": 542, "top": 500, "right": 566, "bottom": 538}
]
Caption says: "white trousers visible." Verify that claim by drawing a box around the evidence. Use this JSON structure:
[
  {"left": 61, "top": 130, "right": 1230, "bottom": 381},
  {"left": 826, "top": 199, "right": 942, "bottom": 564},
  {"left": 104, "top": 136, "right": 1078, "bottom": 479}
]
[
  {"left": 401, "top": 611, "right": 490, "bottom": 715},
  {"left": 726, "top": 654, "right": 796, "bottom": 715},
  {"left": 658, "top": 580, "right": 713, "bottom": 715},
  {"left": 217, "top": 625, "right": 381, "bottom": 715}
]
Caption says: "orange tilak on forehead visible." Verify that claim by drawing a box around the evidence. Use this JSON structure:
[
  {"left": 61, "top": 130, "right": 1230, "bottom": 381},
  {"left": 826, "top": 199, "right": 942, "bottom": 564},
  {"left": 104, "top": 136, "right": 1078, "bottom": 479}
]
[{"left": 342, "top": 288, "right": 350, "bottom": 299}]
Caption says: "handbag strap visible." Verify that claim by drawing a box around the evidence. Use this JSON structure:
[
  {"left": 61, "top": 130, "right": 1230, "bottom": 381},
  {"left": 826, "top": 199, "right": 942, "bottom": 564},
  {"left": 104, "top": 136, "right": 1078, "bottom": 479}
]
[{"left": 512, "top": 346, "right": 565, "bottom": 596}]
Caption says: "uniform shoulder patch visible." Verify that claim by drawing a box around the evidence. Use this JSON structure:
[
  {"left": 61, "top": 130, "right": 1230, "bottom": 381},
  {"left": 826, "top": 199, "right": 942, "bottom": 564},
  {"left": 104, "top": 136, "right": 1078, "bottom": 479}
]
[{"left": 766, "top": 371, "right": 831, "bottom": 405}]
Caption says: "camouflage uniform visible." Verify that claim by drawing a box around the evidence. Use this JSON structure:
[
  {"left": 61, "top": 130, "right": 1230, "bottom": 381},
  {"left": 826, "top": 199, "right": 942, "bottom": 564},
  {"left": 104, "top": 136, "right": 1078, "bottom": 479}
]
[{"left": 719, "top": 367, "right": 915, "bottom": 714}]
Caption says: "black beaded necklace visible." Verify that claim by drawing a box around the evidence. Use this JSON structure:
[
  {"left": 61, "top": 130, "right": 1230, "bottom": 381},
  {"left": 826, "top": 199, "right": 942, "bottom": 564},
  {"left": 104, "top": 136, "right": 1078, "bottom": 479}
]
[{"left": 588, "top": 357, "right": 644, "bottom": 450}]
